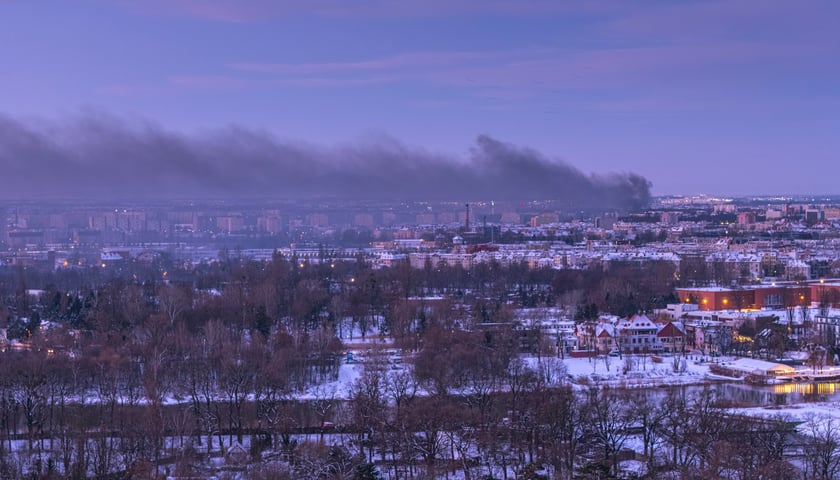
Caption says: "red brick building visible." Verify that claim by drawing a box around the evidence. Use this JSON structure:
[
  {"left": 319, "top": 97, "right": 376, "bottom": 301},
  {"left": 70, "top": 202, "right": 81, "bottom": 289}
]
[
  {"left": 676, "top": 284, "right": 811, "bottom": 311},
  {"left": 812, "top": 281, "right": 840, "bottom": 307}
]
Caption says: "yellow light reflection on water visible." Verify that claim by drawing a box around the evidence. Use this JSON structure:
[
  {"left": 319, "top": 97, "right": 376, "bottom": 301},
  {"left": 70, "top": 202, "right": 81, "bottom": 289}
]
[{"left": 774, "top": 383, "right": 840, "bottom": 395}]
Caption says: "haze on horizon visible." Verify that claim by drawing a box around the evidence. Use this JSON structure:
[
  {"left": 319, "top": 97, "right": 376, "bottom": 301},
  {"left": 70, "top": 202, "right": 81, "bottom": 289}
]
[{"left": 1, "top": 0, "right": 838, "bottom": 197}]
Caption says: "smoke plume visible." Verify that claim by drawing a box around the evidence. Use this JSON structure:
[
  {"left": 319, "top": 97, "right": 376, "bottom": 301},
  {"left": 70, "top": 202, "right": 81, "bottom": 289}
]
[{"left": 0, "top": 112, "right": 651, "bottom": 209}]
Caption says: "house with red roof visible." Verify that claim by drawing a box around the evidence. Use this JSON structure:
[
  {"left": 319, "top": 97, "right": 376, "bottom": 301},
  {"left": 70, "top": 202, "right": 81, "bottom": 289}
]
[
  {"left": 616, "top": 314, "right": 662, "bottom": 354},
  {"left": 657, "top": 321, "right": 687, "bottom": 354},
  {"left": 575, "top": 314, "right": 688, "bottom": 355}
]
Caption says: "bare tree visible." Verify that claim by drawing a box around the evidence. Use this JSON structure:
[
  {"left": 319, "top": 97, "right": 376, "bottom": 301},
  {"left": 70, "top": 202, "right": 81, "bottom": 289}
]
[
  {"left": 158, "top": 283, "right": 190, "bottom": 327},
  {"left": 723, "top": 414, "right": 794, "bottom": 480},
  {"left": 686, "top": 389, "right": 729, "bottom": 471},
  {"left": 628, "top": 390, "right": 668, "bottom": 469},
  {"left": 311, "top": 384, "right": 339, "bottom": 430},
  {"left": 385, "top": 367, "right": 419, "bottom": 416},
  {"left": 11, "top": 352, "right": 49, "bottom": 451},
  {"left": 403, "top": 397, "right": 452, "bottom": 477},
  {"left": 539, "top": 386, "right": 584, "bottom": 480},
  {"left": 583, "top": 387, "right": 635, "bottom": 476},
  {"left": 350, "top": 365, "right": 387, "bottom": 463},
  {"left": 657, "top": 387, "right": 693, "bottom": 470},
  {"left": 802, "top": 415, "right": 840, "bottom": 480}
]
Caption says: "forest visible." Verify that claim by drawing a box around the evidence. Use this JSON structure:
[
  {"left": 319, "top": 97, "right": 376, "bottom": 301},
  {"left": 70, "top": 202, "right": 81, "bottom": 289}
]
[{"left": 0, "top": 253, "right": 833, "bottom": 479}]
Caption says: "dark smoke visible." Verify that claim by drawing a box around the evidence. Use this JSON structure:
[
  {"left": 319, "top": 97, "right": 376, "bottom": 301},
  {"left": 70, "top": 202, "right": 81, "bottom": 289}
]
[{"left": 0, "top": 112, "right": 651, "bottom": 209}]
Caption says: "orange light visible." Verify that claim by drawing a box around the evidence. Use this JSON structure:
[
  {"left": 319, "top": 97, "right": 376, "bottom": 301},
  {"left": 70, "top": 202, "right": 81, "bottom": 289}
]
[{"left": 702, "top": 298, "right": 708, "bottom": 304}]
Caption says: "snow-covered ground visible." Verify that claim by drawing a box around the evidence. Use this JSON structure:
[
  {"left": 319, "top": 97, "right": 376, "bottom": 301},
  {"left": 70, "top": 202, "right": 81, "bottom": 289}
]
[
  {"left": 301, "top": 361, "right": 366, "bottom": 400},
  {"left": 313, "top": 351, "right": 717, "bottom": 402},
  {"left": 557, "top": 354, "right": 712, "bottom": 388},
  {"left": 735, "top": 401, "right": 840, "bottom": 425}
]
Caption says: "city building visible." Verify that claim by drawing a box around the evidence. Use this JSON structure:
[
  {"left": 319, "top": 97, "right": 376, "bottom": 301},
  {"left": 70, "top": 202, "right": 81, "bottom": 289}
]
[{"left": 676, "top": 284, "right": 811, "bottom": 311}]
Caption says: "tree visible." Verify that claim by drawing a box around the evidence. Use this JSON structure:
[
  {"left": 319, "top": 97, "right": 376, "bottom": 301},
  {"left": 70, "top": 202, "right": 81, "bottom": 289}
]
[
  {"left": 218, "top": 340, "right": 254, "bottom": 445},
  {"left": 350, "top": 366, "right": 387, "bottom": 463},
  {"left": 413, "top": 328, "right": 473, "bottom": 397},
  {"left": 385, "top": 367, "right": 418, "bottom": 415},
  {"left": 657, "top": 387, "right": 693, "bottom": 470},
  {"left": 11, "top": 351, "right": 49, "bottom": 451},
  {"left": 686, "top": 389, "right": 729, "bottom": 472},
  {"left": 354, "top": 462, "right": 384, "bottom": 480},
  {"left": 254, "top": 338, "right": 297, "bottom": 450},
  {"left": 583, "top": 387, "right": 634, "bottom": 476},
  {"left": 158, "top": 283, "right": 190, "bottom": 327},
  {"left": 402, "top": 397, "right": 455, "bottom": 476},
  {"left": 802, "top": 415, "right": 840, "bottom": 480},
  {"left": 718, "top": 414, "right": 793, "bottom": 480},
  {"left": 311, "top": 384, "right": 339, "bottom": 430},
  {"left": 539, "top": 386, "right": 583, "bottom": 480},
  {"left": 627, "top": 390, "right": 668, "bottom": 469},
  {"left": 183, "top": 332, "right": 222, "bottom": 454}
]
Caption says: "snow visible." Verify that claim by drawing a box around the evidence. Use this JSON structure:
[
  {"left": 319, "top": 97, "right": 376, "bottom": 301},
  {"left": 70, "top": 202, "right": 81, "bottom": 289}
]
[
  {"left": 619, "top": 459, "right": 648, "bottom": 476},
  {"left": 312, "top": 351, "right": 717, "bottom": 403},
  {"left": 300, "top": 362, "right": 365, "bottom": 400},
  {"left": 556, "top": 354, "right": 711, "bottom": 388},
  {"left": 724, "top": 357, "right": 796, "bottom": 375},
  {"left": 732, "top": 400, "right": 840, "bottom": 440}
]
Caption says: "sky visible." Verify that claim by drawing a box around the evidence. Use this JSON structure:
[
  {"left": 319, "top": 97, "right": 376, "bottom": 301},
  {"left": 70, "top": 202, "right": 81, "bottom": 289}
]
[{"left": 1, "top": 0, "right": 838, "bottom": 197}]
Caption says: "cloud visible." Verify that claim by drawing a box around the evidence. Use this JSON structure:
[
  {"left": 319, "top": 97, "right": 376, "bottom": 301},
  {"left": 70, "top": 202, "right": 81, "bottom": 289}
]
[
  {"left": 107, "top": 1, "right": 837, "bottom": 106},
  {"left": 0, "top": 111, "right": 651, "bottom": 208},
  {"left": 605, "top": 0, "right": 840, "bottom": 43},
  {"left": 116, "top": 0, "right": 628, "bottom": 22},
  {"left": 229, "top": 51, "right": 496, "bottom": 75},
  {"left": 227, "top": 41, "right": 800, "bottom": 93},
  {"left": 169, "top": 75, "right": 251, "bottom": 89},
  {"left": 97, "top": 84, "right": 169, "bottom": 97}
]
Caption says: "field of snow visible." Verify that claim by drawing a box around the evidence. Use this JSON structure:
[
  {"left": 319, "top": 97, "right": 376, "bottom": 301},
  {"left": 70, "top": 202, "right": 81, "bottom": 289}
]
[
  {"left": 735, "top": 401, "right": 840, "bottom": 425},
  {"left": 533, "top": 353, "right": 713, "bottom": 389},
  {"left": 316, "top": 350, "right": 718, "bottom": 402}
]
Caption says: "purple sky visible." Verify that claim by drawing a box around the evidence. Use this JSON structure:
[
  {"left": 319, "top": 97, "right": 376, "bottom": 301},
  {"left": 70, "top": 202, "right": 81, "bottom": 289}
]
[{"left": 2, "top": 0, "right": 838, "bottom": 196}]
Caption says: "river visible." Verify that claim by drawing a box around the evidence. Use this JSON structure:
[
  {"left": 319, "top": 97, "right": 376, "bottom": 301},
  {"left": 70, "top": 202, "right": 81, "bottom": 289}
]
[{"left": 677, "top": 380, "right": 840, "bottom": 407}]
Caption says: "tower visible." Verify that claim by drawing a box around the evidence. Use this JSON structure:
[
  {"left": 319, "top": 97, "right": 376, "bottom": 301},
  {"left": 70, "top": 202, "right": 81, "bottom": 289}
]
[{"left": 465, "top": 203, "right": 470, "bottom": 231}]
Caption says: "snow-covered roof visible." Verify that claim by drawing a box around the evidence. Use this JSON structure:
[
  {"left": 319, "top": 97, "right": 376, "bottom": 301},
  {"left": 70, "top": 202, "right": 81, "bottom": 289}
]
[
  {"left": 657, "top": 322, "right": 686, "bottom": 337},
  {"left": 725, "top": 358, "right": 795, "bottom": 375}
]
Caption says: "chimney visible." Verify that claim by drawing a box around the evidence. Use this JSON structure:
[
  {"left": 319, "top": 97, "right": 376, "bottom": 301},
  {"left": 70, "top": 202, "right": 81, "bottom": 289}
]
[{"left": 465, "top": 203, "right": 470, "bottom": 231}]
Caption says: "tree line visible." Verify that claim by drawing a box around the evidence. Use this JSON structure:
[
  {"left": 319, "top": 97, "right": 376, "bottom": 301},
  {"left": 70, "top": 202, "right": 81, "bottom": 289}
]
[{"left": 1, "top": 252, "right": 825, "bottom": 478}]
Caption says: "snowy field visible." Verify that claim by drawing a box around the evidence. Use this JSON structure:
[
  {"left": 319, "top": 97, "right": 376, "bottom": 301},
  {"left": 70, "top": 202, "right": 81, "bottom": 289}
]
[
  {"left": 306, "top": 350, "right": 716, "bottom": 403},
  {"left": 557, "top": 353, "right": 712, "bottom": 388},
  {"left": 736, "top": 400, "right": 840, "bottom": 427}
]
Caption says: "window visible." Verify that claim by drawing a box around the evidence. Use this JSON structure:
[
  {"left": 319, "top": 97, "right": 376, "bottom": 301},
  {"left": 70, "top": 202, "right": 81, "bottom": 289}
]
[{"left": 765, "top": 294, "right": 782, "bottom": 307}]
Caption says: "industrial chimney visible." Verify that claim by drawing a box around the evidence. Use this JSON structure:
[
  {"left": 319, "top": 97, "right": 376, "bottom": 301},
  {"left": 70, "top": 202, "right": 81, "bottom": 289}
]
[{"left": 465, "top": 203, "right": 470, "bottom": 231}]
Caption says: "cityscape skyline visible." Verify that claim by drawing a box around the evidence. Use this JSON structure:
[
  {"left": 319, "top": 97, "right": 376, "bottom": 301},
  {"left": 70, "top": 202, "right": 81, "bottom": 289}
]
[
  {"left": 5, "top": 3, "right": 840, "bottom": 478},
  {"left": 1, "top": 0, "right": 839, "bottom": 197}
]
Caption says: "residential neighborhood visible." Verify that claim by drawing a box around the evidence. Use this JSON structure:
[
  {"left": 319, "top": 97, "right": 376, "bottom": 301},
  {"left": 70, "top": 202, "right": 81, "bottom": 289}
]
[{"left": 6, "top": 197, "right": 840, "bottom": 478}]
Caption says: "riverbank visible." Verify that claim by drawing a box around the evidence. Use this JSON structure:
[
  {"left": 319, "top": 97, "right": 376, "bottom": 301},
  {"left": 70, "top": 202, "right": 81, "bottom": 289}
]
[{"left": 553, "top": 353, "right": 716, "bottom": 388}]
